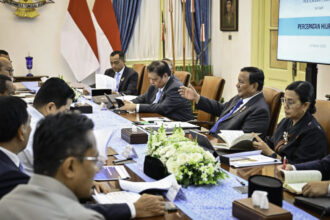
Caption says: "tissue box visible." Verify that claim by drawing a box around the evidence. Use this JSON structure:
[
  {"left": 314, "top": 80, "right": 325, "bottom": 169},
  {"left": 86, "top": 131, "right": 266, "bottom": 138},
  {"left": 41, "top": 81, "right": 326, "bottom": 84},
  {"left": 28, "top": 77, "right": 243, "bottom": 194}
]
[
  {"left": 232, "top": 198, "right": 292, "bottom": 220},
  {"left": 121, "top": 128, "right": 148, "bottom": 144},
  {"left": 70, "top": 103, "right": 93, "bottom": 114}
]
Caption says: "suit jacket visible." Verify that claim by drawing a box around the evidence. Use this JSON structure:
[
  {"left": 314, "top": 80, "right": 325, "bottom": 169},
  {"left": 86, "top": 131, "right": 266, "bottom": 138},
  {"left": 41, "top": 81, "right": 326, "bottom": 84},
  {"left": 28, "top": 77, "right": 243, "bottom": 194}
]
[
  {"left": 104, "top": 66, "right": 138, "bottom": 95},
  {"left": 0, "top": 174, "right": 132, "bottom": 220},
  {"left": 0, "top": 150, "right": 29, "bottom": 199},
  {"left": 0, "top": 151, "right": 131, "bottom": 220},
  {"left": 266, "top": 112, "right": 328, "bottom": 164},
  {"left": 133, "top": 76, "right": 194, "bottom": 121},
  {"left": 295, "top": 154, "right": 330, "bottom": 180},
  {"left": 196, "top": 93, "right": 270, "bottom": 136}
]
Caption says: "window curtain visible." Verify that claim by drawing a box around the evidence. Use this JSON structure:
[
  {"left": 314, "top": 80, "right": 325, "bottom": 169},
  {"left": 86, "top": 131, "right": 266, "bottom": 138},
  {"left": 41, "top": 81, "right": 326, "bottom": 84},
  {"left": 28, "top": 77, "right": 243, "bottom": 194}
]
[
  {"left": 112, "top": 0, "right": 142, "bottom": 53},
  {"left": 184, "top": 0, "right": 210, "bottom": 64},
  {"left": 125, "top": 1, "right": 160, "bottom": 61}
]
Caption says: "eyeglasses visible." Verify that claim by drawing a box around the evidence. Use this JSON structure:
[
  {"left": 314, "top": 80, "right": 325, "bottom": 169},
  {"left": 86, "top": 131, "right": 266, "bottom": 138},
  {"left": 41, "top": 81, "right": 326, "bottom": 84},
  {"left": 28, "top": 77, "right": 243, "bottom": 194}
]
[
  {"left": 280, "top": 97, "right": 296, "bottom": 108},
  {"left": 84, "top": 155, "right": 107, "bottom": 170}
]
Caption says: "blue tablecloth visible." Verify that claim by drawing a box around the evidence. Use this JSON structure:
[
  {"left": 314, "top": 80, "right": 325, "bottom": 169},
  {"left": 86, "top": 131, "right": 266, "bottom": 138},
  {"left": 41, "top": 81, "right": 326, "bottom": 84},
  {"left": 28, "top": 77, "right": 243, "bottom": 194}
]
[{"left": 84, "top": 99, "right": 317, "bottom": 220}]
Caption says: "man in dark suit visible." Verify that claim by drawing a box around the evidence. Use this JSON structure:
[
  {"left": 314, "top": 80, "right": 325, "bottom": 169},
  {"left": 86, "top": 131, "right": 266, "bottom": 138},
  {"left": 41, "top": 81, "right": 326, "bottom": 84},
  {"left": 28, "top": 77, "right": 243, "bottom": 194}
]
[
  {"left": 281, "top": 155, "right": 330, "bottom": 197},
  {"left": 0, "top": 97, "right": 165, "bottom": 219},
  {"left": 120, "top": 60, "right": 194, "bottom": 121},
  {"left": 104, "top": 50, "right": 138, "bottom": 95},
  {"left": 0, "top": 96, "right": 30, "bottom": 199},
  {"left": 179, "top": 66, "right": 270, "bottom": 136}
]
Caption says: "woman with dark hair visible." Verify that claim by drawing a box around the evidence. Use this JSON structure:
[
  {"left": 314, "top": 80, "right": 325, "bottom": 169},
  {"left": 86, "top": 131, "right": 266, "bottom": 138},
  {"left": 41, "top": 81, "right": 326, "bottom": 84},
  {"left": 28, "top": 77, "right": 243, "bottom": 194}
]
[
  {"left": 253, "top": 81, "right": 328, "bottom": 164},
  {"left": 223, "top": 0, "right": 234, "bottom": 28}
]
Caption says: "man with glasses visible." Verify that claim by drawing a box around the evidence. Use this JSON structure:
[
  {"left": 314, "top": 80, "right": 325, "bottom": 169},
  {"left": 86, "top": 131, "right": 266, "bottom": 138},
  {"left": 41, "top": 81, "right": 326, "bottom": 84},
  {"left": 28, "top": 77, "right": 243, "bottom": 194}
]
[
  {"left": 179, "top": 66, "right": 270, "bottom": 137},
  {"left": 0, "top": 112, "right": 165, "bottom": 219},
  {"left": 104, "top": 51, "right": 138, "bottom": 95},
  {"left": 0, "top": 57, "right": 14, "bottom": 80}
]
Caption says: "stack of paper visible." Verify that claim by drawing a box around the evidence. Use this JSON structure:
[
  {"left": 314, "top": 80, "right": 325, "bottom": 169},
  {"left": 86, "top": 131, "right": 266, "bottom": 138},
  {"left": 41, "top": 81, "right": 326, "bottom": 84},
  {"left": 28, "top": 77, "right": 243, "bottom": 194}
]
[{"left": 93, "top": 190, "right": 141, "bottom": 204}]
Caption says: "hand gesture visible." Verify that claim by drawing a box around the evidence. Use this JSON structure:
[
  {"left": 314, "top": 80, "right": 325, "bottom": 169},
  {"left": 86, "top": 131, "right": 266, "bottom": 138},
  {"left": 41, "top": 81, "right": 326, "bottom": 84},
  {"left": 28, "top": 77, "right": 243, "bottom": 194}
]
[{"left": 178, "top": 84, "right": 200, "bottom": 102}]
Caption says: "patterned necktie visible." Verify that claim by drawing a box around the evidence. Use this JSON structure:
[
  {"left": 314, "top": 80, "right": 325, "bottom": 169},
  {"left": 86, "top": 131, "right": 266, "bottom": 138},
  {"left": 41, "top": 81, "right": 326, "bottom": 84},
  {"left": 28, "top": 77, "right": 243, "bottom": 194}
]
[
  {"left": 115, "top": 72, "right": 120, "bottom": 92},
  {"left": 209, "top": 99, "right": 243, "bottom": 134},
  {"left": 153, "top": 90, "right": 162, "bottom": 103}
]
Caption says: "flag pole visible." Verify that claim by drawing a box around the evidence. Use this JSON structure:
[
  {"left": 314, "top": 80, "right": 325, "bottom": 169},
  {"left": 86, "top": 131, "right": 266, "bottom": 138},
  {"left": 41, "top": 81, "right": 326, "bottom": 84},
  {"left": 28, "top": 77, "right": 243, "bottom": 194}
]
[
  {"left": 162, "top": 11, "right": 165, "bottom": 59},
  {"left": 182, "top": 0, "right": 186, "bottom": 71},
  {"left": 169, "top": 0, "right": 176, "bottom": 71},
  {"left": 201, "top": 23, "right": 205, "bottom": 77},
  {"left": 191, "top": 0, "right": 195, "bottom": 81}
]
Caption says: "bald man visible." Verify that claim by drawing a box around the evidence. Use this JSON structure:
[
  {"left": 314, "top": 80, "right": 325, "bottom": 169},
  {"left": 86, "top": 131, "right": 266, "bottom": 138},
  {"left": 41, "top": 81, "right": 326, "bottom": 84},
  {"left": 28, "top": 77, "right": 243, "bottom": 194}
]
[{"left": 0, "top": 57, "right": 13, "bottom": 80}]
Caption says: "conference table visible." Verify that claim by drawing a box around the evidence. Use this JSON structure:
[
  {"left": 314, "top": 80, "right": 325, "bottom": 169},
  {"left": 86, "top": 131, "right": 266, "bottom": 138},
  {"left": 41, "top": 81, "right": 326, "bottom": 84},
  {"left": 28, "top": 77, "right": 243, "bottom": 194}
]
[
  {"left": 14, "top": 81, "right": 326, "bottom": 220},
  {"left": 84, "top": 99, "right": 327, "bottom": 220}
]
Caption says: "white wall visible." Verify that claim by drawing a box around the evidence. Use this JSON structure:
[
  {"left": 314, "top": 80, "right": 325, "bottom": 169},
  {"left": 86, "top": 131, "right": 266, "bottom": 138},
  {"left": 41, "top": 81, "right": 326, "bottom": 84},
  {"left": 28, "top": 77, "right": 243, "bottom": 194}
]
[
  {"left": 210, "top": 0, "right": 252, "bottom": 101},
  {"left": 0, "top": 1, "right": 79, "bottom": 82},
  {"left": 1, "top": 1, "right": 329, "bottom": 99}
]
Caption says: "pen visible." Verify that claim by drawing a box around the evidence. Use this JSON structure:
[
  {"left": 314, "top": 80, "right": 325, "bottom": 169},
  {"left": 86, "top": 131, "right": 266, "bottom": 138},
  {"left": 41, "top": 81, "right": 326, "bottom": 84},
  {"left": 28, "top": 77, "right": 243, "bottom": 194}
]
[
  {"left": 236, "top": 177, "right": 246, "bottom": 186},
  {"left": 282, "top": 156, "right": 287, "bottom": 169}
]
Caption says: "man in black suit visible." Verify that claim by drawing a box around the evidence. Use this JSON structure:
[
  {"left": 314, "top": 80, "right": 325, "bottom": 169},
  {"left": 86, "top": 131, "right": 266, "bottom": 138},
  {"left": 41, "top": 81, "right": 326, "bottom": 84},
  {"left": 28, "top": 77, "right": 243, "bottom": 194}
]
[
  {"left": 0, "top": 96, "right": 30, "bottom": 199},
  {"left": 120, "top": 60, "right": 194, "bottom": 121},
  {"left": 0, "top": 97, "right": 165, "bottom": 219},
  {"left": 179, "top": 66, "right": 270, "bottom": 136},
  {"left": 281, "top": 155, "right": 330, "bottom": 197},
  {"left": 104, "top": 51, "right": 138, "bottom": 95}
]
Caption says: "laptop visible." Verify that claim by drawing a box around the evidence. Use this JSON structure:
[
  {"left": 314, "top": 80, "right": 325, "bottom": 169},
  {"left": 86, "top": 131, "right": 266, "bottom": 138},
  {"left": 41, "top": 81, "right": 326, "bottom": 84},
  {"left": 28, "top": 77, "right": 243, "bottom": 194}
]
[
  {"left": 92, "top": 89, "right": 111, "bottom": 104},
  {"left": 190, "top": 130, "right": 220, "bottom": 157}
]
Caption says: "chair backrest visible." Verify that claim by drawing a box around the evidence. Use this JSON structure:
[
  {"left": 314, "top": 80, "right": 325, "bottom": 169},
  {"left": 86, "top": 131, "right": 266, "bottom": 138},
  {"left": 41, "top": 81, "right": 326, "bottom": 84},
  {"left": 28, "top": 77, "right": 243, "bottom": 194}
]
[
  {"left": 262, "top": 87, "right": 284, "bottom": 136},
  {"left": 313, "top": 100, "right": 330, "bottom": 153},
  {"left": 173, "top": 71, "right": 191, "bottom": 87},
  {"left": 140, "top": 66, "right": 150, "bottom": 95},
  {"left": 197, "top": 76, "right": 225, "bottom": 123},
  {"left": 133, "top": 64, "right": 145, "bottom": 95}
]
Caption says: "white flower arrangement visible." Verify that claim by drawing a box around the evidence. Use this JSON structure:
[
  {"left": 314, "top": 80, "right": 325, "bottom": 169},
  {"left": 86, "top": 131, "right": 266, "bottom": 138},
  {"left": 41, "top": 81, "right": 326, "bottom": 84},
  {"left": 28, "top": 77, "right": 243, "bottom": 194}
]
[{"left": 147, "top": 125, "right": 228, "bottom": 187}]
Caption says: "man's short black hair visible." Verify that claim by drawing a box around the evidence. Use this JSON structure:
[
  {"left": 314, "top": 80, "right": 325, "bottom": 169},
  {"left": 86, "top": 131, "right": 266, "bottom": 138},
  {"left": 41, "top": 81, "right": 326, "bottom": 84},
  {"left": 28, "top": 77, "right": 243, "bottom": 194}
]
[
  {"left": 0, "top": 75, "right": 12, "bottom": 94},
  {"left": 0, "top": 96, "right": 28, "bottom": 142},
  {"left": 110, "top": 51, "right": 125, "bottom": 60},
  {"left": 33, "top": 112, "right": 94, "bottom": 176},
  {"left": 33, "top": 77, "right": 75, "bottom": 109},
  {"left": 0, "top": 50, "right": 9, "bottom": 56},
  {"left": 240, "top": 66, "right": 264, "bottom": 91},
  {"left": 147, "top": 60, "right": 172, "bottom": 77}
]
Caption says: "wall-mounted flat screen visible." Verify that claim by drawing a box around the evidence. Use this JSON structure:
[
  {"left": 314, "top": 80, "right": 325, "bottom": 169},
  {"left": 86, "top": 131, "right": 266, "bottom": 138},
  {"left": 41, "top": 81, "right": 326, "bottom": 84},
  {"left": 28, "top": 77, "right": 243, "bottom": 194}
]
[{"left": 278, "top": 0, "right": 330, "bottom": 64}]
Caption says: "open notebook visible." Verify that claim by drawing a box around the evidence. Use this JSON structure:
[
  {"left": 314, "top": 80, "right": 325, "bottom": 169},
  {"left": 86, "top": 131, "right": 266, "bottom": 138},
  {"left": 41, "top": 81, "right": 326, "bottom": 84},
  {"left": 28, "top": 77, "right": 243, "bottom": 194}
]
[{"left": 281, "top": 170, "right": 322, "bottom": 194}]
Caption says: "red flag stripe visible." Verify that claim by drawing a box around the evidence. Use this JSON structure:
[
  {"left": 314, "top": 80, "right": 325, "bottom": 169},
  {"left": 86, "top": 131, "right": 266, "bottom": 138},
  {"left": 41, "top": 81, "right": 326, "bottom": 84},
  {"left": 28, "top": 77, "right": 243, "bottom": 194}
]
[
  {"left": 68, "top": 0, "right": 98, "bottom": 59},
  {"left": 93, "top": 0, "right": 122, "bottom": 51}
]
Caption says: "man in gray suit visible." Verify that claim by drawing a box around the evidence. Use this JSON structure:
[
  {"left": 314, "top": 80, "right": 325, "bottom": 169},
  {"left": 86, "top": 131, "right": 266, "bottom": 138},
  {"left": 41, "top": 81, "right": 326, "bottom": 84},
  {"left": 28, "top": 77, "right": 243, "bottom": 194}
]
[
  {"left": 179, "top": 67, "right": 270, "bottom": 136},
  {"left": 0, "top": 112, "right": 165, "bottom": 219},
  {"left": 120, "top": 60, "right": 194, "bottom": 121}
]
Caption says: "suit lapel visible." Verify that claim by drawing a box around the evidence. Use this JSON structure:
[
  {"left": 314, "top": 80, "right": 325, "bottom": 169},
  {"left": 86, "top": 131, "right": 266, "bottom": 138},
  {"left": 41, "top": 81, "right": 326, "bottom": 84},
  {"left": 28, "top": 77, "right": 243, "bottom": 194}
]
[
  {"left": 118, "top": 67, "right": 128, "bottom": 91},
  {"left": 222, "top": 93, "right": 262, "bottom": 122},
  {"left": 0, "top": 151, "right": 20, "bottom": 171}
]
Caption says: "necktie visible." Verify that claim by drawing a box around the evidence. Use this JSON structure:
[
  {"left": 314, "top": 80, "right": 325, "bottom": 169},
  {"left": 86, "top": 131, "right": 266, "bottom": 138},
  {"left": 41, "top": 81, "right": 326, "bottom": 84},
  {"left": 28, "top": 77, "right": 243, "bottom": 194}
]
[
  {"left": 209, "top": 99, "right": 243, "bottom": 134},
  {"left": 115, "top": 72, "right": 120, "bottom": 92},
  {"left": 153, "top": 90, "right": 162, "bottom": 103},
  {"left": 18, "top": 162, "right": 25, "bottom": 173}
]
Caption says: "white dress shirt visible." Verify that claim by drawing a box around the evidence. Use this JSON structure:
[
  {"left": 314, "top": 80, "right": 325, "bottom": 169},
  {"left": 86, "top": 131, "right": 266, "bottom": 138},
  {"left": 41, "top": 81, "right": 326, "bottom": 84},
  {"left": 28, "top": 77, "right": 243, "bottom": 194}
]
[
  {"left": 0, "top": 146, "right": 20, "bottom": 168},
  {"left": 18, "top": 105, "right": 44, "bottom": 176}
]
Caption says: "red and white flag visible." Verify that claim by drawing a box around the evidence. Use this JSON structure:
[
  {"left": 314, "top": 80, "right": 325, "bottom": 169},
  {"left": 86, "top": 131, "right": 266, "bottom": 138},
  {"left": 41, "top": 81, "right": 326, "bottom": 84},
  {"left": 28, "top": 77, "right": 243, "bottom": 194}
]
[
  {"left": 92, "top": 0, "right": 122, "bottom": 75},
  {"left": 60, "top": 0, "right": 99, "bottom": 81}
]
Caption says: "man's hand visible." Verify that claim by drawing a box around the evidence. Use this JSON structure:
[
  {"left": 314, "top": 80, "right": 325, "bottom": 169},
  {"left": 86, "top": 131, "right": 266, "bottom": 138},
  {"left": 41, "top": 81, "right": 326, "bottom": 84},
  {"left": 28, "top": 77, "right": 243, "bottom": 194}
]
[
  {"left": 134, "top": 194, "right": 165, "bottom": 218},
  {"left": 120, "top": 103, "right": 136, "bottom": 111},
  {"left": 252, "top": 133, "right": 274, "bottom": 156},
  {"left": 275, "top": 164, "right": 293, "bottom": 181},
  {"left": 93, "top": 181, "right": 111, "bottom": 194},
  {"left": 178, "top": 84, "right": 200, "bottom": 102},
  {"left": 302, "top": 181, "right": 330, "bottom": 197}
]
